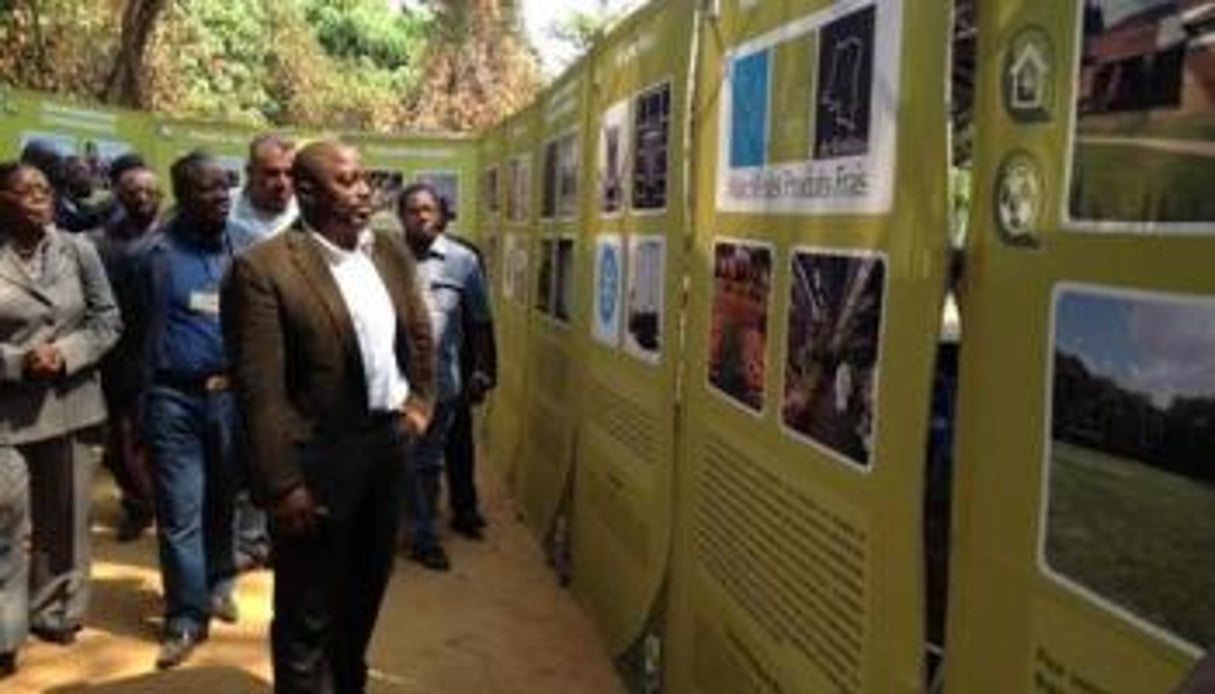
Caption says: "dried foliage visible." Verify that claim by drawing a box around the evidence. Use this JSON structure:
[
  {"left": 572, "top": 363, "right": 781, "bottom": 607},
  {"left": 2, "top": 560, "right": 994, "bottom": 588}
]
[
  {"left": 402, "top": 0, "right": 542, "bottom": 132},
  {"left": 0, "top": 0, "right": 122, "bottom": 96},
  {"left": 0, "top": 0, "right": 540, "bottom": 133}
]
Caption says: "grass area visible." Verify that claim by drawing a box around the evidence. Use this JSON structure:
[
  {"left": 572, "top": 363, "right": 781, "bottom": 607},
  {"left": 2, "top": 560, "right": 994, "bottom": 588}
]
[
  {"left": 1078, "top": 112, "right": 1215, "bottom": 141},
  {"left": 1069, "top": 144, "right": 1215, "bottom": 222},
  {"left": 1045, "top": 441, "right": 1215, "bottom": 649}
]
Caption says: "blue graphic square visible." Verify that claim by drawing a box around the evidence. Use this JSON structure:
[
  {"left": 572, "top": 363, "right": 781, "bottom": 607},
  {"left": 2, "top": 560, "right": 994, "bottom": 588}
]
[{"left": 730, "top": 50, "right": 770, "bottom": 168}]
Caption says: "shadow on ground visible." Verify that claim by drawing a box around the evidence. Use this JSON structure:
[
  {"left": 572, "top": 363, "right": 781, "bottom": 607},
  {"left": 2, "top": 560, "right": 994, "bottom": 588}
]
[{"left": 45, "top": 666, "right": 270, "bottom": 692}]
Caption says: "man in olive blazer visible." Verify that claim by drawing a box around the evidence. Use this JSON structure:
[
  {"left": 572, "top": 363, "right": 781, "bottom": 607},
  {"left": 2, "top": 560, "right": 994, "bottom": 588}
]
[{"left": 222, "top": 141, "right": 434, "bottom": 693}]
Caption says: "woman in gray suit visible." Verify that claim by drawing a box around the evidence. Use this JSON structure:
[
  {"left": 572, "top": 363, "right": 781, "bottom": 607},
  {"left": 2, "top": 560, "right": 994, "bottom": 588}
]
[{"left": 0, "top": 161, "right": 120, "bottom": 677}]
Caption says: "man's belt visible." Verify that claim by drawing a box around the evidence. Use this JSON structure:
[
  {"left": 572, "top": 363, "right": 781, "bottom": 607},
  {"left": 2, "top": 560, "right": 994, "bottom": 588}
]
[{"left": 155, "top": 372, "right": 231, "bottom": 393}]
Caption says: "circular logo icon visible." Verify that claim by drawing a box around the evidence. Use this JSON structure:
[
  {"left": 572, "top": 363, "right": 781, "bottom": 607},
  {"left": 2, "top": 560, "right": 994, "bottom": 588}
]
[
  {"left": 598, "top": 244, "right": 620, "bottom": 325},
  {"left": 995, "top": 152, "right": 1044, "bottom": 246}
]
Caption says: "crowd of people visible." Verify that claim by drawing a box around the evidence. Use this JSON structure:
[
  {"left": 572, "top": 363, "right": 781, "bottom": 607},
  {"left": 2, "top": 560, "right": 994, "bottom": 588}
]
[{"left": 0, "top": 134, "right": 497, "bottom": 692}]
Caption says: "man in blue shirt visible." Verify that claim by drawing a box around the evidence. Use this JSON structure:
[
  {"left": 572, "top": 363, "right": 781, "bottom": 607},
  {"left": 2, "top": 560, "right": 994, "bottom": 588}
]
[
  {"left": 399, "top": 182, "right": 493, "bottom": 571},
  {"left": 130, "top": 151, "right": 241, "bottom": 669},
  {"left": 88, "top": 162, "right": 162, "bottom": 543}
]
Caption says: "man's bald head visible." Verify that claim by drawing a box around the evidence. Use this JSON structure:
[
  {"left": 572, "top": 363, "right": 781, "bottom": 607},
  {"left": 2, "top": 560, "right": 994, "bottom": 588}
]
[
  {"left": 291, "top": 140, "right": 351, "bottom": 189},
  {"left": 291, "top": 140, "right": 372, "bottom": 249}
]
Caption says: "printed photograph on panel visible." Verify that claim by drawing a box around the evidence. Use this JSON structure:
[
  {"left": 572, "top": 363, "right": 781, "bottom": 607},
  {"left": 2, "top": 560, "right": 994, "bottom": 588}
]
[
  {"left": 1069, "top": 0, "right": 1215, "bottom": 227},
  {"left": 592, "top": 235, "right": 624, "bottom": 346},
  {"left": 506, "top": 156, "right": 531, "bottom": 222},
  {"left": 503, "top": 233, "right": 529, "bottom": 304},
  {"left": 708, "top": 240, "right": 772, "bottom": 413},
  {"left": 543, "top": 139, "right": 559, "bottom": 218},
  {"left": 81, "top": 139, "right": 133, "bottom": 190},
  {"left": 624, "top": 235, "right": 665, "bottom": 363},
  {"left": 599, "top": 99, "right": 630, "bottom": 215},
  {"left": 368, "top": 169, "right": 405, "bottom": 212},
  {"left": 555, "top": 133, "right": 579, "bottom": 219},
  {"left": 19, "top": 131, "right": 76, "bottom": 160},
  {"left": 633, "top": 82, "right": 671, "bottom": 211},
  {"left": 365, "top": 169, "right": 404, "bottom": 233},
  {"left": 536, "top": 238, "right": 556, "bottom": 315},
  {"left": 814, "top": 5, "right": 875, "bottom": 159},
  {"left": 416, "top": 170, "right": 460, "bottom": 222},
  {"left": 781, "top": 250, "right": 886, "bottom": 469},
  {"left": 1044, "top": 286, "right": 1215, "bottom": 650},
  {"left": 554, "top": 237, "right": 575, "bottom": 322},
  {"left": 543, "top": 133, "right": 579, "bottom": 219},
  {"left": 483, "top": 227, "right": 501, "bottom": 288},
  {"left": 717, "top": 0, "right": 898, "bottom": 214}
]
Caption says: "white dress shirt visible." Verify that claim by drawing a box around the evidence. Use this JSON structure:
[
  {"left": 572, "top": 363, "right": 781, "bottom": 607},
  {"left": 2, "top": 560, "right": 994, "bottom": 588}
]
[
  {"left": 229, "top": 189, "right": 299, "bottom": 252},
  {"left": 310, "top": 228, "right": 411, "bottom": 412}
]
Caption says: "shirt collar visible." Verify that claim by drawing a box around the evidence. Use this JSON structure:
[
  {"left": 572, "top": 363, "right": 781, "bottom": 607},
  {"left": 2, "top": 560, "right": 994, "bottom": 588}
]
[
  {"left": 307, "top": 223, "right": 375, "bottom": 264},
  {"left": 2, "top": 226, "right": 54, "bottom": 255},
  {"left": 233, "top": 188, "right": 299, "bottom": 227},
  {"left": 421, "top": 233, "right": 453, "bottom": 260},
  {"left": 166, "top": 215, "right": 228, "bottom": 252}
]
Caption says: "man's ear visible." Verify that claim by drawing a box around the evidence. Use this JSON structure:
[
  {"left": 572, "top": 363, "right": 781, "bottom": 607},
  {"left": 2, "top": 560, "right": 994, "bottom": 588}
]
[{"left": 295, "top": 177, "right": 315, "bottom": 207}]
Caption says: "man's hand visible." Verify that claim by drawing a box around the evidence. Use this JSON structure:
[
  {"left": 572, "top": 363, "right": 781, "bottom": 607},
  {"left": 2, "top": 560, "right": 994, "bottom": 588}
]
[
  {"left": 23, "top": 344, "right": 64, "bottom": 380},
  {"left": 272, "top": 485, "right": 319, "bottom": 537},
  {"left": 467, "top": 372, "right": 494, "bottom": 405},
  {"left": 400, "top": 397, "right": 432, "bottom": 437}
]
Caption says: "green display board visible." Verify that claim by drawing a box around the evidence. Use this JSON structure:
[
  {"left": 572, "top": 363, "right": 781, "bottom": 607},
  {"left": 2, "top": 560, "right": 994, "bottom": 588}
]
[
  {"left": 569, "top": 1, "right": 695, "bottom": 683},
  {"left": 944, "top": 2, "right": 1215, "bottom": 691},
  {"left": 514, "top": 59, "right": 591, "bottom": 545},
  {"left": 485, "top": 105, "right": 542, "bottom": 498},
  {"left": 665, "top": 1, "right": 950, "bottom": 691},
  {"left": 151, "top": 117, "right": 258, "bottom": 203},
  {"left": 341, "top": 132, "right": 480, "bottom": 243},
  {"left": 0, "top": 88, "right": 155, "bottom": 195}
]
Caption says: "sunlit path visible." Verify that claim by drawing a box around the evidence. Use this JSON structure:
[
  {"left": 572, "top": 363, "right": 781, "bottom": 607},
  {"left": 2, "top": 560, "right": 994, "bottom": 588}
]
[{"left": 6, "top": 467, "right": 622, "bottom": 693}]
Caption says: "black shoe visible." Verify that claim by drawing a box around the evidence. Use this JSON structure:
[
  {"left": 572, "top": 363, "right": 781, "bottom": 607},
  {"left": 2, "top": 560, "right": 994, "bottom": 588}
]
[
  {"left": 235, "top": 547, "right": 271, "bottom": 573},
  {"left": 115, "top": 511, "right": 152, "bottom": 543},
  {"left": 450, "top": 517, "right": 485, "bottom": 540},
  {"left": 410, "top": 544, "right": 451, "bottom": 572},
  {"left": 0, "top": 651, "right": 16, "bottom": 678},
  {"left": 31, "top": 624, "right": 78, "bottom": 645},
  {"left": 211, "top": 594, "right": 239, "bottom": 624},
  {"left": 156, "top": 628, "right": 207, "bottom": 670}
]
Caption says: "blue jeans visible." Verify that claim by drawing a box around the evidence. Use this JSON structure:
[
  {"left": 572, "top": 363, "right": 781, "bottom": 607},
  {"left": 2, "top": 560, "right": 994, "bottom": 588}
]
[
  {"left": 406, "top": 401, "right": 456, "bottom": 551},
  {"left": 144, "top": 386, "right": 238, "bottom": 635}
]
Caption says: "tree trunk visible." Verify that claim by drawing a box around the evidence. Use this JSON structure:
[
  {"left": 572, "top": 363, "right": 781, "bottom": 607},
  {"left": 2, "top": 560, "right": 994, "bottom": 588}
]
[{"left": 101, "top": 0, "right": 167, "bottom": 107}]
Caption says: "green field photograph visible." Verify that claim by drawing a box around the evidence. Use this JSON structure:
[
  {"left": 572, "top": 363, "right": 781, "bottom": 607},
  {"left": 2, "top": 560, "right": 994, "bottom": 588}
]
[
  {"left": 1068, "top": 0, "right": 1215, "bottom": 225},
  {"left": 1045, "top": 286, "right": 1215, "bottom": 649}
]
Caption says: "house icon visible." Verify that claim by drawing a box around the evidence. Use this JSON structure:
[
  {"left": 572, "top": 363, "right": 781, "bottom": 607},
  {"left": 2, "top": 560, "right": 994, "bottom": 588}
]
[
  {"left": 1010, "top": 42, "right": 1049, "bottom": 111},
  {"left": 1002, "top": 26, "right": 1055, "bottom": 123}
]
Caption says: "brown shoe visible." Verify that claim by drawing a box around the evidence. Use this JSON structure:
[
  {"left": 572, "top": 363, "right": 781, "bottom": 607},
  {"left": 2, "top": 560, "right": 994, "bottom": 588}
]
[{"left": 0, "top": 651, "right": 16, "bottom": 679}]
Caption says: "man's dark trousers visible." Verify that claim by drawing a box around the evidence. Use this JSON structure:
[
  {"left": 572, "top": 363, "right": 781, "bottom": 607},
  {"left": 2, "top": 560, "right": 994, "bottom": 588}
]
[
  {"left": 271, "top": 418, "right": 407, "bottom": 694},
  {"left": 443, "top": 398, "right": 480, "bottom": 525}
]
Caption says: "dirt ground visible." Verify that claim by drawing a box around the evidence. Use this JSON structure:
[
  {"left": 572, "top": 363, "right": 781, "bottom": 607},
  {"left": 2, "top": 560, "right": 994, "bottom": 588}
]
[{"left": 5, "top": 471, "right": 624, "bottom": 693}]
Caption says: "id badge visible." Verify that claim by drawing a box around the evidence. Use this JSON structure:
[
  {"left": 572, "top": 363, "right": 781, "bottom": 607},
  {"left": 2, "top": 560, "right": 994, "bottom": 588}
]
[{"left": 189, "top": 291, "right": 221, "bottom": 316}]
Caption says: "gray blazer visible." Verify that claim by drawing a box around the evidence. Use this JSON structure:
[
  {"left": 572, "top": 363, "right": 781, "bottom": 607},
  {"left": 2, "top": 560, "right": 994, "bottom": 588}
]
[{"left": 0, "top": 228, "right": 121, "bottom": 445}]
